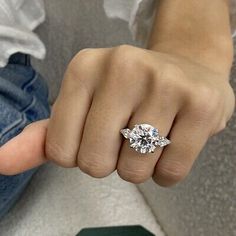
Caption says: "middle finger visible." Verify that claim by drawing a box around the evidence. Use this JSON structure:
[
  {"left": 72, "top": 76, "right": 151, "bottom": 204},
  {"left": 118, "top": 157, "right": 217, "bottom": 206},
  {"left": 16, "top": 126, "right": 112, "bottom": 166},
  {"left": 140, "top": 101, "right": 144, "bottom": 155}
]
[{"left": 77, "top": 84, "right": 133, "bottom": 177}]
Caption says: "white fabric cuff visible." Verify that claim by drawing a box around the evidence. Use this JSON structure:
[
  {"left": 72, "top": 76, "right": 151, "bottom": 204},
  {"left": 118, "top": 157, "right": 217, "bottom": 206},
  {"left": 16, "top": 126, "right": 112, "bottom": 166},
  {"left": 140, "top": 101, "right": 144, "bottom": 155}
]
[
  {"left": 104, "top": 0, "right": 157, "bottom": 45},
  {"left": 0, "top": 0, "right": 45, "bottom": 67}
]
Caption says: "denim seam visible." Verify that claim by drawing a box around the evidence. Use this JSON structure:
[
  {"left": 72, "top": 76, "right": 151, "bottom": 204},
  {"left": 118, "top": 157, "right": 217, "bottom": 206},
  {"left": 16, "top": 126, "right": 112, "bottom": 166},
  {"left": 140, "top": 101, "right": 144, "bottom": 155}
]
[
  {"left": 0, "top": 89, "right": 37, "bottom": 140},
  {"left": 0, "top": 66, "right": 49, "bottom": 142},
  {"left": 0, "top": 114, "right": 25, "bottom": 140},
  {"left": 18, "top": 71, "right": 37, "bottom": 113},
  {"left": 22, "top": 70, "right": 37, "bottom": 91},
  {"left": 20, "top": 95, "right": 36, "bottom": 114}
]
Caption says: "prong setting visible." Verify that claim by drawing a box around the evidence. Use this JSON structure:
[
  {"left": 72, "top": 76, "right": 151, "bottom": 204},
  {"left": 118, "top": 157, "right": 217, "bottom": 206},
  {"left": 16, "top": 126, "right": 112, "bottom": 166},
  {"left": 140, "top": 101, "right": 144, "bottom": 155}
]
[{"left": 120, "top": 124, "right": 171, "bottom": 154}]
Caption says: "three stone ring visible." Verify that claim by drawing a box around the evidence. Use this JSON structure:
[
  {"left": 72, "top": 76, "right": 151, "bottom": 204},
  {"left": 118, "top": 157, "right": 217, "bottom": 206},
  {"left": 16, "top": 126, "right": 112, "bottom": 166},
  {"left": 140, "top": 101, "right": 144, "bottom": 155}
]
[{"left": 120, "top": 124, "right": 171, "bottom": 154}]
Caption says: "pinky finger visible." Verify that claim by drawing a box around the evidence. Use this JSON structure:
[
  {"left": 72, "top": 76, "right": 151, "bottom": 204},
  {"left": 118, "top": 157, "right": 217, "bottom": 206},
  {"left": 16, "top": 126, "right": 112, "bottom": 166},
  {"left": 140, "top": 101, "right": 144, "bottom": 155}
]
[{"left": 153, "top": 113, "right": 209, "bottom": 187}]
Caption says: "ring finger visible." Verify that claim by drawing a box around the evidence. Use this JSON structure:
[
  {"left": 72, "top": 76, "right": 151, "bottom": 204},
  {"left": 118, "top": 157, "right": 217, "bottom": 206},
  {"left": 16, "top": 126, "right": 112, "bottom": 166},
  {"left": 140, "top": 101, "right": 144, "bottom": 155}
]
[{"left": 117, "top": 95, "right": 178, "bottom": 184}]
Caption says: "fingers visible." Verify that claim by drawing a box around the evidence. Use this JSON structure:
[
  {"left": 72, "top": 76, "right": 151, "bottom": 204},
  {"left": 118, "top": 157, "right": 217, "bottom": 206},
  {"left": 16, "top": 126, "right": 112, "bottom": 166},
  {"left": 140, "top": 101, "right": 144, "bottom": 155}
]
[
  {"left": 76, "top": 47, "right": 161, "bottom": 179},
  {"left": 153, "top": 111, "right": 209, "bottom": 187},
  {"left": 0, "top": 119, "right": 49, "bottom": 175},
  {"left": 77, "top": 88, "right": 132, "bottom": 178},
  {"left": 45, "top": 75, "right": 92, "bottom": 168},
  {"left": 45, "top": 45, "right": 220, "bottom": 187},
  {"left": 117, "top": 95, "right": 178, "bottom": 184},
  {"left": 45, "top": 48, "right": 109, "bottom": 168}
]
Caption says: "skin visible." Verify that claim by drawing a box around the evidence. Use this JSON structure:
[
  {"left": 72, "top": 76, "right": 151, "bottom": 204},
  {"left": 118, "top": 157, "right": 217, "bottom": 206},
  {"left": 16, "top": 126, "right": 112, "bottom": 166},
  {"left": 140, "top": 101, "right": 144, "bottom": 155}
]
[{"left": 0, "top": 0, "right": 235, "bottom": 187}]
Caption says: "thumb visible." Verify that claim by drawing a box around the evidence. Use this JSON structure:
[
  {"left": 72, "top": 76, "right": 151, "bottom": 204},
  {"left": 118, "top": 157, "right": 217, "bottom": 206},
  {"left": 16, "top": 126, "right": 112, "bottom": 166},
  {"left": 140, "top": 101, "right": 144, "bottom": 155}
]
[{"left": 0, "top": 119, "right": 49, "bottom": 175}]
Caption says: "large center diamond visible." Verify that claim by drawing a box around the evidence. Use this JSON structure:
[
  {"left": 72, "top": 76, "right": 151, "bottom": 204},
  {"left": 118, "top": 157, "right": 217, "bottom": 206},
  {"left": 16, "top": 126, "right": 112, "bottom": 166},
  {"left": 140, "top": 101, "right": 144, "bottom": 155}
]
[{"left": 129, "top": 124, "right": 159, "bottom": 154}]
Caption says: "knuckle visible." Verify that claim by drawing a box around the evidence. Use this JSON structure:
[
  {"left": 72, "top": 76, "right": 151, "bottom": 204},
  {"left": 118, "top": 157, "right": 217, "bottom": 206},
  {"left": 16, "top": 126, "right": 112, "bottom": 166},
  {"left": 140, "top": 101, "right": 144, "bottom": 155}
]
[
  {"left": 66, "top": 49, "right": 97, "bottom": 82},
  {"left": 155, "top": 160, "right": 188, "bottom": 186},
  {"left": 77, "top": 156, "right": 114, "bottom": 178},
  {"left": 212, "top": 120, "right": 227, "bottom": 136},
  {"left": 114, "top": 44, "right": 137, "bottom": 58},
  {"left": 161, "top": 63, "right": 185, "bottom": 81},
  {"left": 189, "top": 85, "right": 220, "bottom": 121},
  {"left": 69, "top": 49, "right": 94, "bottom": 70},
  {"left": 45, "top": 141, "right": 76, "bottom": 168},
  {"left": 62, "top": 55, "right": 95, "bottom": 97},
  {"left": 76, "top": 48, "right": 93, "bottom": 57},
  {"left": 111, "top": 45, "right": 149, "bottom": 73},
  {"left": 155, "top": 63, "right": 188, "bottom": 97},
  {"left": 117, "top": 167, "right": 150, "bottom": 184},
  {"left": 217, "top": 120, "right": 227, "bottom": 132}
]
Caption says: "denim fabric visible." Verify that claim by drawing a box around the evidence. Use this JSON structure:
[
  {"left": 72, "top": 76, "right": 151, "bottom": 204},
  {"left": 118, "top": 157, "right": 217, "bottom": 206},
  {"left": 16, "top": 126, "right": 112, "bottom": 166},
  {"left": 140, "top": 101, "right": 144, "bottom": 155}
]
[{"left": 0, "top": 53, "right": 50, "bottom": 219}]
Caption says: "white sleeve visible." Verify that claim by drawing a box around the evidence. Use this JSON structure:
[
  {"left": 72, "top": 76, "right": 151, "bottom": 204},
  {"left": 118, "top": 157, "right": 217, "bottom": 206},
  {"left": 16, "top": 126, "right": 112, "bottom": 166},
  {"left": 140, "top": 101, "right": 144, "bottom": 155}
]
[
  {"left": 231, "top": 0, "right": 236, "bottom": 37},
  {"left": 103, "top": 0, "right": 157, "bottom": 45},
  {"left": 0, "top": 0, "right": 46, "bottom": 67}
]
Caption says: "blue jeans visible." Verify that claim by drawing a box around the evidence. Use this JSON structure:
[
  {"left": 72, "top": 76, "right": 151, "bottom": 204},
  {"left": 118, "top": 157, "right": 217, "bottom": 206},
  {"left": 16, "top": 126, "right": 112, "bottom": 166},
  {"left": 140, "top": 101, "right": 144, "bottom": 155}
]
[{"left": 0, "top": 53, "right": 51, "bottom": 219}]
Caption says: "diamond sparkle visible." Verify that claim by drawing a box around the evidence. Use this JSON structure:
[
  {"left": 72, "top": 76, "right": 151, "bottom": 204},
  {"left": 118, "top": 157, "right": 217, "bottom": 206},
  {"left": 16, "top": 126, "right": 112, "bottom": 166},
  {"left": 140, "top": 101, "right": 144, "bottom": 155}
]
[{"left": 121, "top": 124, "right": 170, "bottom": 154}]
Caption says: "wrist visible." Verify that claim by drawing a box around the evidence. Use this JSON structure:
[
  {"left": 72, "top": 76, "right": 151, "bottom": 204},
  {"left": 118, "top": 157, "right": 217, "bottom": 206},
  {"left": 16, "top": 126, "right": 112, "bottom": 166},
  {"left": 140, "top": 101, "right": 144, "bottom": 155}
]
[
  {"left": 148, "top": 0, "right": 234, "bottom": 74},
  {"left": 148, "top": 36, "right": 234, "bottom": 73}
]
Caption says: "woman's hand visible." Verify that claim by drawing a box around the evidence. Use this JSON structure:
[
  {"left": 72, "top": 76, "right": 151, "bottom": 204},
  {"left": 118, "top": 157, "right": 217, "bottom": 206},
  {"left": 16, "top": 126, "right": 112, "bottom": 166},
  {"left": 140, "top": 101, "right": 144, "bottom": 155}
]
[
  {"left": 44, "top": 45, "right": 234, "bottom": 186},
  {"left": 0, "top": 0, "right": 234, "bottom": 187},
  {"left": 0, "top": 44, "right": 234, "bottom": 186}
]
